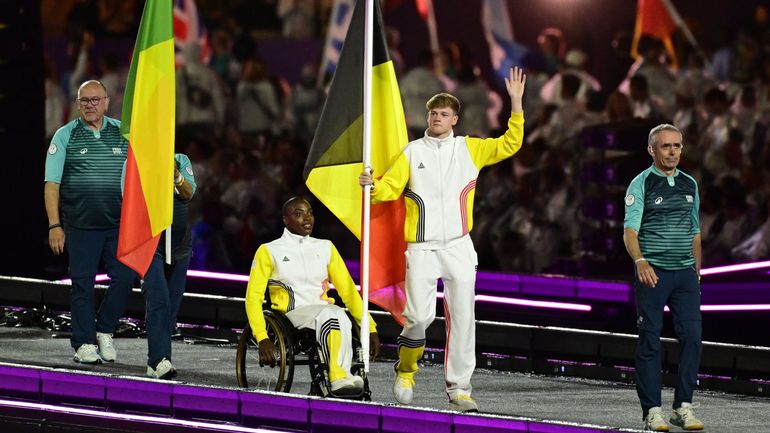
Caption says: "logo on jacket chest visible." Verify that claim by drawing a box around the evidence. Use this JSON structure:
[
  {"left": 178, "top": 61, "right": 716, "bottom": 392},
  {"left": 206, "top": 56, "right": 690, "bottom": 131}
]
[{"left": 417, "top": 162, "right": 425, "bottom": 169}]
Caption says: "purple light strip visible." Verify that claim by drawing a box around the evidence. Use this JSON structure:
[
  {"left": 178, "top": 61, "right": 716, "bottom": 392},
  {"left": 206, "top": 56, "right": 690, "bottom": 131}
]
[
  {"left": 0, "top": 398, "right": 282, "bottom": 433},
  {"left": 700, "top": 260, "right": 770, "bottom": 275},
  {"left": 665, "top": 304, "right": 770, "bottom": 312},
  {"left": 55, "top": 268, "right": 769, "bottom": 313}
]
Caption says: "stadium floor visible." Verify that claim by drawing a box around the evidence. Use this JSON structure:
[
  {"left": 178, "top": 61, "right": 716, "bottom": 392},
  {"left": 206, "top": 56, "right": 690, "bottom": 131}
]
[{"left": 1, "top": 327, "right": 769, "bottom": 432}]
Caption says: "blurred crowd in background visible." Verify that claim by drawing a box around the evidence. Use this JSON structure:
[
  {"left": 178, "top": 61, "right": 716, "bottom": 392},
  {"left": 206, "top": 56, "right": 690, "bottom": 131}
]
[{"left": 41, "top": 1, "right": 770, "bottom": 278}]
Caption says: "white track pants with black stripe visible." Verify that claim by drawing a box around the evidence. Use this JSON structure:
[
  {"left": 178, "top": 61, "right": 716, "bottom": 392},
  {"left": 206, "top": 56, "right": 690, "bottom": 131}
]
[
  {"left": 401, "top": 235, "right": 477, "bottom": 399},
  {"left": 286, "top": 304, "right": 353, "bottom": 376}
]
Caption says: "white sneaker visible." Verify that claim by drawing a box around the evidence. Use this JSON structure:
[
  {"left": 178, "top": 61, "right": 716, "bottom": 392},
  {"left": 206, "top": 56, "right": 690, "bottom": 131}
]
[
  {"left": 670, "top": 402, "right": 704, "bottom": 430},
  {"left": 96, "top": 332, "right": 116, "bottom": 362},
  {"left": 643, "top": 407, "right": 670, "bottom": 431},
  {"left": 73, "top": 344, "right": 102, "bottom": 364},
  {"left": 392, "top": 375, "right": 414, "bottom": 404},
  {"left": 330, "top": 375, "right": 364, "bottom": 394},
  {"left": 448, "top": 394, "right": 479, "bottom": 412},
  {"left": 147, "top": 358, "right": 177, "bottom": 380}
]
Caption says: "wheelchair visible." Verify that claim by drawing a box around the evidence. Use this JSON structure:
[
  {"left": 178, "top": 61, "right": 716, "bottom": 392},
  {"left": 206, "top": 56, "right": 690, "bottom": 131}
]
[{"left": 235, "top": 308, "right": 371, "bottom": 401}]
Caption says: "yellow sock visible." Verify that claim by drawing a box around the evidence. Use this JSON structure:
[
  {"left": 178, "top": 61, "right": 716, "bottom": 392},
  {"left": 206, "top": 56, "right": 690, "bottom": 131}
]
[
  {"left": 395, "top": 345, "right": 424, "bottom": 380},
  {"left": 325, "top": 329, "right": 347, "bottom": 382}
]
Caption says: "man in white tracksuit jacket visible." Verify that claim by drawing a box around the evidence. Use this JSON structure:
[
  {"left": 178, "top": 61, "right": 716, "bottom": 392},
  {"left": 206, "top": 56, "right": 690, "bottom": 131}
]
[{"left": 359, "top": 67, "right": 527, "bottom": 411}]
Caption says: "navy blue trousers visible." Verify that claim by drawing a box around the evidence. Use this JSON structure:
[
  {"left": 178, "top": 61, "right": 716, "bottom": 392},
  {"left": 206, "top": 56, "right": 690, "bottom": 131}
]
[
  {"left": 66, "top": 227, "right": 137, "bottom": 349},
  {"left": 634, "top": 266, "right": 702, "bottom": 417},
  {"left": 141, "top": 252, "right": 190, "bottom": 368}
]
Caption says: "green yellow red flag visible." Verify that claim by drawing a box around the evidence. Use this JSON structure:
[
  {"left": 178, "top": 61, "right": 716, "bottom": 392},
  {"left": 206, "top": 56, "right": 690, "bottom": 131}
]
[{"left": 118, "top": 0, "right": 175, "bottom": 277}]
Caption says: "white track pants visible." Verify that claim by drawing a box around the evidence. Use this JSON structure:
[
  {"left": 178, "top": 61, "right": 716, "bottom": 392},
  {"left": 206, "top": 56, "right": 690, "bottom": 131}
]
[
  {"left": 286, "top": 304, "right": 353, "bottom": 378},
  {"left": 400, "top": 235, "right": 477, "bottom": 398}
]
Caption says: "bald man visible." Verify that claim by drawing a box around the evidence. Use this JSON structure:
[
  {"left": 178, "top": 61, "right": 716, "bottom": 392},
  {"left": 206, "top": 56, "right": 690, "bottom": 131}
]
[{"left": 44, "top": 80, "right": 137, "bottom": 365}]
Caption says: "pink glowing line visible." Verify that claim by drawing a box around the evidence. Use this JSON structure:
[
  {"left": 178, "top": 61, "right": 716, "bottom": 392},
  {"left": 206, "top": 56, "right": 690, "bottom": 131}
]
[
  {"left": 0, "top": 398, "right": 283, "bottom": 432},
  {"left": 55, "top": 269, "right": 769, "bottom": 313},
  {"left": 436, "top": 291, "right": 592, "bottom": 312},
  {"left": 186, "top": 269, "right": 250, "bottom": 282},
  {"left": 700, "top": 260, "right": 770, "bottom": 275},
  {"left": 665, "top": 304, "right": 770, "bottom": 312}
]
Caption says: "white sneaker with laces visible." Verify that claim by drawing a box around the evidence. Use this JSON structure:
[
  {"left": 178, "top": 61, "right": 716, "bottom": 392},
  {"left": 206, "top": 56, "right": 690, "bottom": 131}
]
[
  {"left": 392, "top": 375, "right": 414, "bottom": 404},
  {"left": 331, "top": 375, "right": 363, "bottom": 394},
  {"left": 669, "top": 402, "right": 704, "bottom": 430},
  {"left": 448, "top": 394, "right": 479, "bottom": 412},
  {"left": 73, "top": 344, "right": 102, "bottom": 364},
  {"left": 96, "top": 332, "right": 116, "bottom": 362},
  {"left": 643, "top": 407, "right": 670, "bottom": 431},
  {"left": 147, "top": 358, "right": 177, "bottom": 380}
]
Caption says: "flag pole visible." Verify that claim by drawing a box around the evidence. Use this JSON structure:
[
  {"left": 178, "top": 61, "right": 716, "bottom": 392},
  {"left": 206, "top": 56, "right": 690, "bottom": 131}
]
[
  {"left": 360, "top": 0, "right": 374, "bottom": 373},
  {"left": 660, "top": 0, "right": 715, "bottom": 72},
  {"left": 423, "top": 0, "right": 441, "bottom": 75}
]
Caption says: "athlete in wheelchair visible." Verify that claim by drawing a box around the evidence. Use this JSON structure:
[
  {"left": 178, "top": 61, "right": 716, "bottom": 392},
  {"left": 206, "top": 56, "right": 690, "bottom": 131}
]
[{"left": 236, "top": 197, "right": 380, "bottom": 399}]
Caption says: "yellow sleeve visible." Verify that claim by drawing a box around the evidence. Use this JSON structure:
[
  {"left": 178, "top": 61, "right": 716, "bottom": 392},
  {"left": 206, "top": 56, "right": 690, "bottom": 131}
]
[
  {"left": 465, "top": 112, "right": 525, "bottom": 170},
  {"left": 371, "top": 151, "right": 410, "bottom": 204},
  {"left": 245, "top": 245, "right": 274, "bottom": 342},
  {"left": 327, "top": 243, "right": 377, "bottom": 333}
]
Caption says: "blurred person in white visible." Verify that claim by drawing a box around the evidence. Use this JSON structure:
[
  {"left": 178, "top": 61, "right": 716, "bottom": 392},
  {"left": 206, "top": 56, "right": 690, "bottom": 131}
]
[
  {"left": 277, "top": 0, "right": 317, "bottom": 39},
  {"left": 619, "top": 37, "right": 676, "bottom": 114},
  {"left": 236, "top": 58, "right": 282, "bottom": 140},
  {"left": 176, "top": 42, "right": 226, "bottom": 143},
  {"left": 540, "top": 49, "right": 601, "bottom": 106},
  {"left": 291, "top": 63, "right": 324, "bottom": 143},
  {"left": 453, "top": 64, "right": 492, "bottom": 137},
  {"left": 400, "top": 49, "right": 445, "bottom": 140}
]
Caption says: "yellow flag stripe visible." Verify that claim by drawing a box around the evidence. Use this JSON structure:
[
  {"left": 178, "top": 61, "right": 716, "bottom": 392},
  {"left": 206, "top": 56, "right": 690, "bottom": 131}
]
[{"left": 129, "top": 38, "right": 175, "bottom": 235}]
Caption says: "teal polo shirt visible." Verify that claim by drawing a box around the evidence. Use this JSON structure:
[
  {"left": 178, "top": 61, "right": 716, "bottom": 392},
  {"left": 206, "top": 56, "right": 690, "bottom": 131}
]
[
  {"left": 624, "top": 165, "right": 700, "bottom": 270},
  {"left": 45, "top": 116, "right": 128, "bottom": 229}
]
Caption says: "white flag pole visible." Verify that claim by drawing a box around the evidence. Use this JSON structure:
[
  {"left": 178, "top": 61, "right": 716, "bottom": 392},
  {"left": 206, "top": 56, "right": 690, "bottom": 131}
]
[
  {"left": 360, "top": 0, "right": 374, "bottom": 373},
  {"left": 424, "top": 0, "right": 441, "bottom": 74},
  {"left": 165, "top": 226, "right": 171, "bottom": 264}
]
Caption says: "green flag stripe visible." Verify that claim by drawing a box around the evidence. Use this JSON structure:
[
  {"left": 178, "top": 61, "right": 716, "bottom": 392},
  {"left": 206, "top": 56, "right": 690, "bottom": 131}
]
[{"left": 121, "top": 0, "right": 173, "bottom": 139}]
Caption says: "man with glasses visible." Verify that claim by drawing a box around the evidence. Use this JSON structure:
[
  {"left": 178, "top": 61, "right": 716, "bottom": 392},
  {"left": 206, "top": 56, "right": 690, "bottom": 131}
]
[
  {"left": 44, "top": 80, "right": 137, "bottom": 364},
  {"left": 623, "top": 124, "right": 705, "bottom": 431}
]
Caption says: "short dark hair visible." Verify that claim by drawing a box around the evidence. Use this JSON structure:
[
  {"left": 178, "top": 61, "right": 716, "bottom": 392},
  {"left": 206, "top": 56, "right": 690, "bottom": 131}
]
[
  {"left": 281, "top": 196, "right": 310, "bottom": 217},
  {"left": 426, "top": 93, "right": 460, "bottom": 114}
]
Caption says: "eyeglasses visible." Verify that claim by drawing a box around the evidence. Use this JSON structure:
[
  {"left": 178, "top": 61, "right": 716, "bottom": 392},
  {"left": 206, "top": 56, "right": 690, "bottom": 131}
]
[
  {"left": 659, "top": 142, "right": 683, "bottom": 151},
  {"left": 78, "top": 96, "right": 107, "bottom": 106}
]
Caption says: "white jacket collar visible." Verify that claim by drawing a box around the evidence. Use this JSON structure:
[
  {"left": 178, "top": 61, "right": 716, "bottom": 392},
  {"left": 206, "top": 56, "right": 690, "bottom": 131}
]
[
  {"left": 281, "top": 227, "right": 310, "bottom": 244},
  {"left": 423, "top": 129, "right": 455, "bottom": 147}
]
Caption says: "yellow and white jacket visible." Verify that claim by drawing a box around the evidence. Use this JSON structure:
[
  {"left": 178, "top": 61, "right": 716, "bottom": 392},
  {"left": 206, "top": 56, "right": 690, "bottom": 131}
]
[
  {"left": 245, "top": 228, "right": 377, "bottom": 342},
  {"left": 372, "top": 112, "right": 524, "bottom": 249}
]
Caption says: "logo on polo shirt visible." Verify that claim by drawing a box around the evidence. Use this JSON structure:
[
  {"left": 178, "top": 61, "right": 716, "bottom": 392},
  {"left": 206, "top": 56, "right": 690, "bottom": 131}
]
[
  {"left": 418, "top": 162, "right": 425, "bottom": 169},
  {"left": 48, "top": 144, "right": 57, "bottom": 155},
  {"left": 80, "top": 148, "right": 88, "bottom": 155},
  {"left": 186, "top": 166, "right": 194, "bottom": 176},
  {"left": 282, "top": 256, "right": 290, "bottom": 262},
  {"left": 624, "top": 195, "right": 635, "bottom": 206},
  {"left": 685, "top": 195, "right": 693, "bottom": 203},
  {"left": 654, "top": 197, "right": 663, "bottom": 205},
  {"left": 112, "top": 147, "right": 122, "bottom": 155}
]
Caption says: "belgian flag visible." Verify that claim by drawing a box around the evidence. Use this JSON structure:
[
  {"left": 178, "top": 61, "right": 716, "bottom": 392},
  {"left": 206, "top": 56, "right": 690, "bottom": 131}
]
[
  {"left": 304, "top": 0, "right": 408, "bottom": 324},
  {"left": 118, "top": 0, "right": 175, "bottom": 277}
]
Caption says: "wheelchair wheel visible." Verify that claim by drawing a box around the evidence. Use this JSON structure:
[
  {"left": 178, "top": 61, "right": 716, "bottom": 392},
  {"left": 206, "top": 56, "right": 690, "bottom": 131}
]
[{"left": 236, "top": 311, "right": 295, "bottom": 392}]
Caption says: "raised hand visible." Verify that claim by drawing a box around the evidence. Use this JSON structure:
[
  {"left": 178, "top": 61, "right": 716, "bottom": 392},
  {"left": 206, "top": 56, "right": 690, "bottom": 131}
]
[{"left": 504, "top": 67, "right": 526, "bottom": 113}]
